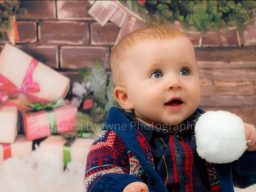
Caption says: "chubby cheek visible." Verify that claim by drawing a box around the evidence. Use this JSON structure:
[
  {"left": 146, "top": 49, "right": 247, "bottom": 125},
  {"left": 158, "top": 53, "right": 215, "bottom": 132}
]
[
  {"left": 192, "top": 88, "right": 200, "bottom": 104},
  {"left": 185, "top": 82, "right": 200, "bottom": 109},
  {"left": 195, "top": 85, "right": 201, "bottom": 103},
  {"left": 190, "top": 86, "right": 201, "bottom": 111},
  {"left": 134, "top": 92, "right": 161, "bottom": 117}
]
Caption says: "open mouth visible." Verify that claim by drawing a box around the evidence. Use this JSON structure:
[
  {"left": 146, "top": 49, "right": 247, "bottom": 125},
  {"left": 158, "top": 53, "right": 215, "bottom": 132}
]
[{"left": 165, "top": 98, "right": 184, "bottom": 106}]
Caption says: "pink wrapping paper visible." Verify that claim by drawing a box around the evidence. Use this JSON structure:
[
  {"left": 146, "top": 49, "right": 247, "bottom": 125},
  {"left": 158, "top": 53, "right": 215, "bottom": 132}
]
[{"left": 23, "top": 104, "right": 77, "bottom": 140}]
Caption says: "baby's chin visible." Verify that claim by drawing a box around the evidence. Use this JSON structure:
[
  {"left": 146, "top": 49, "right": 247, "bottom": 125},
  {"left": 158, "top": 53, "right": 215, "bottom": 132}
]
[
  {"left": 161, "top": 117, "right": 187, "bottom": 126},
  {"left": 137, "top": 115, "right": 189, "bottom": 127},
  {"left": 151, "top": 119, "right": 184, "bottom": 128}
]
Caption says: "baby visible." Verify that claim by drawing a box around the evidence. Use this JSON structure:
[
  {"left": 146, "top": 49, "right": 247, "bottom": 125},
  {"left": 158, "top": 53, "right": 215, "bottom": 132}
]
[{"left": 85, "top": 25, "right": 256, "bottom": 192}]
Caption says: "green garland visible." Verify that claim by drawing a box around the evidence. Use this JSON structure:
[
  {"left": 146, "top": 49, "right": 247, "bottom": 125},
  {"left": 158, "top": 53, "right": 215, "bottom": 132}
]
[
  {"left": 0, "top": 0, "right": 21, "bottom": 39},
  {"left": 72, "top": 60, "right": 119, "bottom": 136},
  {"left": 122, "top": 0, "right": 256, "bottom": 32}
]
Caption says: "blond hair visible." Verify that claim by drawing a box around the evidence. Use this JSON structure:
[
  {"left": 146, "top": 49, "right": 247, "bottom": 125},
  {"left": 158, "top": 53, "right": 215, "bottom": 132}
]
[{"left": 110, "top": 24, "right": 185, "bottom": 85}]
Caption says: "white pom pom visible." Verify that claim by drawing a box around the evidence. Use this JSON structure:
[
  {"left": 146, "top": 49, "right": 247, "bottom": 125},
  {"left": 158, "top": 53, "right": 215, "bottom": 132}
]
[{"left": 195, "top": 111, "right": 247, "bottom": 164}]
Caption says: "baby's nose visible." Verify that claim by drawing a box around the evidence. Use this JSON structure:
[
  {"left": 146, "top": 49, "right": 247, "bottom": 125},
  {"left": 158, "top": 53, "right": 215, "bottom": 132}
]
[{"left": 167, "top": 75, "right": 181, "bottom": 90}]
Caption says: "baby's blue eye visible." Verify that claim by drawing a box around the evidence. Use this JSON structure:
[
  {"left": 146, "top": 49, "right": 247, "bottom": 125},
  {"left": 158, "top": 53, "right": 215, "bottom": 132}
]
[
  {"left": 150, "top": 71, "right": 163, "bottom": 79},
  {"left": 180, "top": 67, "right": 190, "bottom": 76}
]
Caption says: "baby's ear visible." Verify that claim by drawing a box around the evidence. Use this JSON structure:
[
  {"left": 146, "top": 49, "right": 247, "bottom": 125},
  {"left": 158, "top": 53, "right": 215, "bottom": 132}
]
[{"left": 114, "top": 86, "right": 133, "bottom": 110}]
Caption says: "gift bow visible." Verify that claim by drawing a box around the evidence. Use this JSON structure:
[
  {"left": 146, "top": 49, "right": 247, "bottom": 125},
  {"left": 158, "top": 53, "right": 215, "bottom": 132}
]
[
  {"left": 20, "top": 59, "right": 40, "bottom": 94},
  {"left": 28, "top": 98, "right": 64, "bottom": 111},
  {"left": 0, "top": 59, "right": 48, "bottom": 104},
  {"left": 0, "top": 75, "right": 19, "bottom": 102}
]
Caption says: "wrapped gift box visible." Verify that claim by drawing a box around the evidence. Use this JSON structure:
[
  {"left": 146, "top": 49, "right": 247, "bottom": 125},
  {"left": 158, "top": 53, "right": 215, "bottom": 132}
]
[
  {"left": 0, "top": 105, "right": 18, "bottom": 143},
  {"left": 23, "top": 104, "right": 77, "bottom": 140},
  {"left": 40, "top": 135, "right": 93, "bottom": 167},
  {"left": 70, "top": 138, "right": 94, "bottom": 163},
  {"left": 0, "top": 135, "right": 32, "bottom": 163},
  {"left": 0, "top": 44, "right": 70, "bottom": 105}
]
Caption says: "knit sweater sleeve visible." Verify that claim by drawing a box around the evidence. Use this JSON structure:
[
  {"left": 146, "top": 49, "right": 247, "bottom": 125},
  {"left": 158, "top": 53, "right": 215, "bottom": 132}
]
[{"left": 85, "top": 130, "right": 142, "bottom": 192}]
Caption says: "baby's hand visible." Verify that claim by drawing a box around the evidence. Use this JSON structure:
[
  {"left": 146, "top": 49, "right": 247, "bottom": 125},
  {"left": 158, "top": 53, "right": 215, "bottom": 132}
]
[
  {"left": 244, "top": 123, "right": 256, "bottom": 151},
  {"left": 123, "top": 181, "right": 149, "bottom": 192}
]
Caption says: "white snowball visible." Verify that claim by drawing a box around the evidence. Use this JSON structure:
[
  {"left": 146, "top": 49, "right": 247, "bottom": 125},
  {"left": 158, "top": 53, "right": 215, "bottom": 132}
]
[{"left": 195, "top": 111, "right": 247, "bottom": 164}]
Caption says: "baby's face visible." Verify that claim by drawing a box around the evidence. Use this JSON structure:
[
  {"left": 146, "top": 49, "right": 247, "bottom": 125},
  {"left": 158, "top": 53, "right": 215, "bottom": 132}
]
[{"left": 120, "top": 36, "right": 200, "bottom": 126}]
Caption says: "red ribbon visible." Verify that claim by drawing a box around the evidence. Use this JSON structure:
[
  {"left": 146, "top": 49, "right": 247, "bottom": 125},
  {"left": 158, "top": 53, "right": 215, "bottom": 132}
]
[
  {"left": 0, "top": 75, "right": 19, "bottom": 102},
  {"left": 0, "top": 59, "right": 49, "bottom": 104},
  {"left": 2, "top": 144, "right": 11, "bottom": 160}
]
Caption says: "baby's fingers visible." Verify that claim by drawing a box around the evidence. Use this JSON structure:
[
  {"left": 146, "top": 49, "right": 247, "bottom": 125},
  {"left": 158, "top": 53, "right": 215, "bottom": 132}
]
[
  {"left": 123, "top": 182, "right": 149, "bottom": 192},
  {"left": 245, "top": 123, "right": 256, "bottom": 151}
]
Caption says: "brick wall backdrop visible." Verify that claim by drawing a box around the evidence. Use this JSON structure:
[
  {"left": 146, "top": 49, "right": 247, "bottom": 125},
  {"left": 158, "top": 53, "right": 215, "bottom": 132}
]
[{"left": 1, "top": 0, "right": 255, "bottom": 124}]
